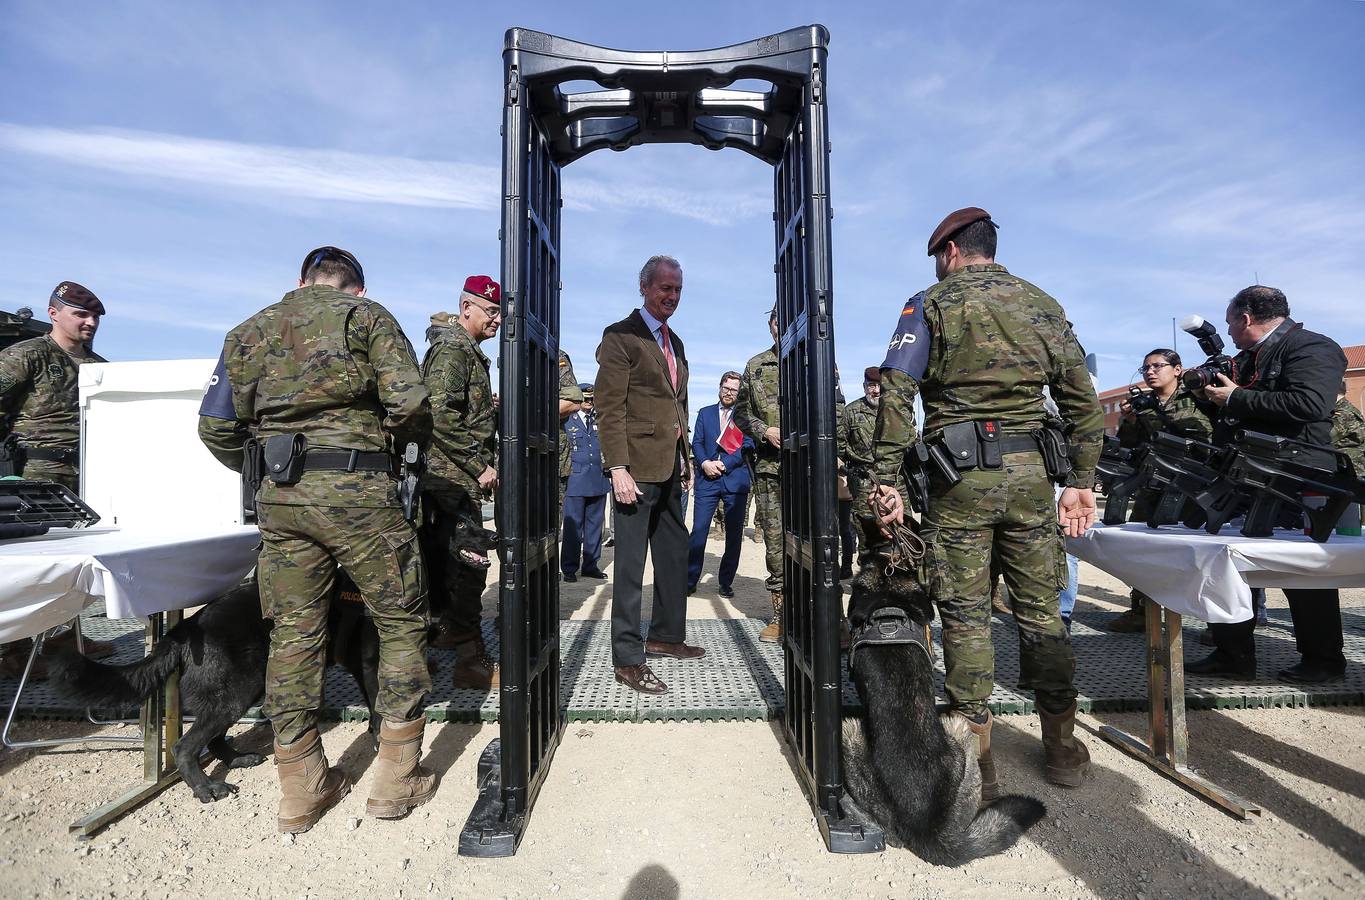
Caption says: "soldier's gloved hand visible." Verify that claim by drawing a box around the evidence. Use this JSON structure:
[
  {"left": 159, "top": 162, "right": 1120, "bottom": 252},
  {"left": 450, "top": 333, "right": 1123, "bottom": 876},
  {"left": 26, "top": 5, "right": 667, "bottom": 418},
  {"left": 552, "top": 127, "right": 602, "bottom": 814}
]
[{"left": 1057, "top": 487, "right": 1097, "bottom": 538}]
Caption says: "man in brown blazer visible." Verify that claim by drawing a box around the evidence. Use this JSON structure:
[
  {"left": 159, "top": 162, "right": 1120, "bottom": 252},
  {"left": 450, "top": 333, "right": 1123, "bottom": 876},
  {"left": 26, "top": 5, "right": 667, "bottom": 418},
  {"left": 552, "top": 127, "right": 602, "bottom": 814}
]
[{"left": 594, "top": 255, "right": 706, "bottom": 694}]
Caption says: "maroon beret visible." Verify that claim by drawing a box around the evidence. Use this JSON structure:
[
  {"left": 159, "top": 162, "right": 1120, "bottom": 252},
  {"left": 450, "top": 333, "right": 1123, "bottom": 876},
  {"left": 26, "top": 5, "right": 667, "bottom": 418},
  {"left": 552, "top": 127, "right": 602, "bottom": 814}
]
[
  {"left": 863, "top": 366, "right": 882, "bottom": 383},
  {"left": 49, "top": 281, "right": 105, "bottom": 316},
  {"left": 926, "top": 207, "right": 997, "bottom": 256},
  {"left": 462, "top": 275, "right": 500, "bottom": 303}
]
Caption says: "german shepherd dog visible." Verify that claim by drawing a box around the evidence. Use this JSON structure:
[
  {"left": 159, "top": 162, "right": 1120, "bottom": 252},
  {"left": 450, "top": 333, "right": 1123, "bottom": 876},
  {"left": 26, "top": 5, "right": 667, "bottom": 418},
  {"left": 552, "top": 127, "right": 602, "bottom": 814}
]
[
  {"left": 841, "top": 556, "right": 1046, "bottom": 866},
  {"left": 49, "top": 509, "right": 496, "bottom": 804}
]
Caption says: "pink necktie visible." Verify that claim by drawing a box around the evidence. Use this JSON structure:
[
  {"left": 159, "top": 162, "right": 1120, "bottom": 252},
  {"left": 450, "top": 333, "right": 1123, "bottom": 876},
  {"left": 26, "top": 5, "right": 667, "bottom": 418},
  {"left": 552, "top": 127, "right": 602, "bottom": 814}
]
[{"left": 659, "top": 322, "right": 678, "bottom": 390}]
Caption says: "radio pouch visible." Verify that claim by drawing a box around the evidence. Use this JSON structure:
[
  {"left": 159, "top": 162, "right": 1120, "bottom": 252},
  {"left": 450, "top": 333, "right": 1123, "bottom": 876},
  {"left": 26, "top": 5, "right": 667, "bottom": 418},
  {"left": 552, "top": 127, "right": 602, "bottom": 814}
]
[
  {"left": 264, "top": 433, "right": 307, "bottom": 485},
  {"left": 1035, "top": 425, "right": 1073, "bottom": 486},
  {"left": 937, "top": 421, "right": 979, "bottom": 471},
  {"left": 975, "top": 420, "right": 1003, "bottom": 469}
]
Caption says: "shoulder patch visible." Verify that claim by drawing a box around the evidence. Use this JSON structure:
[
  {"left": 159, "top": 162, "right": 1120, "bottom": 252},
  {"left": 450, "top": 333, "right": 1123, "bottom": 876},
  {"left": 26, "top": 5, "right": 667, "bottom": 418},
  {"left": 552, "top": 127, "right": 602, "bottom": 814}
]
[{"left": 880, "top": 291, "right": 930, "bottom": 381}]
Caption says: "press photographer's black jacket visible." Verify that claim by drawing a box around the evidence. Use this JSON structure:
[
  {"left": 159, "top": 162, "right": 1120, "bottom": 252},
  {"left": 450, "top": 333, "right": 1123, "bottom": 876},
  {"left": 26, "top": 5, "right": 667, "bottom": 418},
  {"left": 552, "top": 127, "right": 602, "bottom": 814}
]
[{"left": 1212, "top": 318, "right": 1346, "bottom": 458}]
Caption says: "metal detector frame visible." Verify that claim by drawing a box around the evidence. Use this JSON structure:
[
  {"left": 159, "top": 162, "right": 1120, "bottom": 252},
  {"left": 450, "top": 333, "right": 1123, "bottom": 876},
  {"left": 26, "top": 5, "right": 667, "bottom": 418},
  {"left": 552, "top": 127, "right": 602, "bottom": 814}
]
[{"left": 459, "top": 24, "right": 879, "bottom": 856}]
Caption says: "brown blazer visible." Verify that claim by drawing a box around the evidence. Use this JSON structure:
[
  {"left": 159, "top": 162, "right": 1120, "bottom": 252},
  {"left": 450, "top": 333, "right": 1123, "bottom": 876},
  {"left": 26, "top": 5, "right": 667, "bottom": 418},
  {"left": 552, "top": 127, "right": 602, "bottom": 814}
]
[{"left": 594, "top": 309, "right": 690, "bottom": 483}]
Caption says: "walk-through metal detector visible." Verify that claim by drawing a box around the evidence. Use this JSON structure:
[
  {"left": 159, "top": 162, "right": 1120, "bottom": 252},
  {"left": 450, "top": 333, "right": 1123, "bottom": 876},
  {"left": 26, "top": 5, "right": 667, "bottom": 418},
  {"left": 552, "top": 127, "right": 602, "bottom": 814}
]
[{"left": 459, "top": 24, "right": 881, "bottom": 857}]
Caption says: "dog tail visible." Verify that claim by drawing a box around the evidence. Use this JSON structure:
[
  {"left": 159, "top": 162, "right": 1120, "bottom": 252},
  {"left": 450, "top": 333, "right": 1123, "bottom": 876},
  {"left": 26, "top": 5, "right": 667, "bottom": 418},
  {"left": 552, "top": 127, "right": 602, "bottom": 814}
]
[
  {"left": 950, "top": 795, "right": 1047, "bottom": 863},
  {"left": 47, "top": 634, "right": 183, "bottom": 709}
]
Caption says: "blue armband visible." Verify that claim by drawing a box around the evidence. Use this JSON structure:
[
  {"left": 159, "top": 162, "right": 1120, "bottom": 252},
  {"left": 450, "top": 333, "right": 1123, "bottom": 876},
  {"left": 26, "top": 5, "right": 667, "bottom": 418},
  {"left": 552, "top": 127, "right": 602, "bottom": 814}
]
[
  {"left": 880, "top": 291, "right": 930, "bottom": 381},
  {"left": 198, "top": 354, "right": 237, "bottom": 419}
]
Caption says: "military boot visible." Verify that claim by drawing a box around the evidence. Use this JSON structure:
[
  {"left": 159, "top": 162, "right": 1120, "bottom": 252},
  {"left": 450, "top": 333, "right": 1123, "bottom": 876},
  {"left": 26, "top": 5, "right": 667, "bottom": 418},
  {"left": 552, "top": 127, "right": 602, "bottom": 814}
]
[
  {"left": 429, "top": 621, "right": 478, "bottom": 652},
  {"left": 366, "top": 718, "right": 438, "bottom": 818},
  {"left": 451, "top": 638, "right": 499, "bottom": 690},
  {"left": 759, "top": 591, "right": 784, "bottom": 643},
  {"left": 274, "top": 728, "right": 350, "bottom": 834},
  {"left": 1038, "top": 702, "right": 1091, "bottom": 787},
  {"left": 956, "top": 711, "right": 999, "bottom": 805},
  {"left": 1106, "top": 591, "right": 1147, "bottom": 633}
]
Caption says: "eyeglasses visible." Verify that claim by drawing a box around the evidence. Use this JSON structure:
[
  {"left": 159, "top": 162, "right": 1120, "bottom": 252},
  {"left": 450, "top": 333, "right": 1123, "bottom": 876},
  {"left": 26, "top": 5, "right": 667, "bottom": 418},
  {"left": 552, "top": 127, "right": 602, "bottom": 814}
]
[
  {"left": 468, "top": 301, "right": 502, "bottom": 319},
  {"left": 1140, "top": 363, "right": 1172, "bottom": 372}
]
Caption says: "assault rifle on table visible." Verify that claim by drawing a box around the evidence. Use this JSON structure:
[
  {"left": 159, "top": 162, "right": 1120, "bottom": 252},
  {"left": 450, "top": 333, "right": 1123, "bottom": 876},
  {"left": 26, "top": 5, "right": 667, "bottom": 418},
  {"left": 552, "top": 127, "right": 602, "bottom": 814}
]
[
  {"left": 1209, "top": 430, "right": 1365, "bottom": 541},
  {"left": 1141, "top": 432, "right": 1229, "bottom": 530},
  {"left": 1096, "top": 436, "right": 1154, "bottom": 526}
]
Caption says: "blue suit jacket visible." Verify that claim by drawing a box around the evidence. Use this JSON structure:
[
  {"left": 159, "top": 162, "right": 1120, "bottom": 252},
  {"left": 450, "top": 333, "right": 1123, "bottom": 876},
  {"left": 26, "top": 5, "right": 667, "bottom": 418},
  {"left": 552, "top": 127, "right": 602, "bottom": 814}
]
[
  {"left": 565, "top": 413, "right": 611, "bottom": 497},
  {"left": 690, "top": 402, "right": 753, "bottom": 496}
]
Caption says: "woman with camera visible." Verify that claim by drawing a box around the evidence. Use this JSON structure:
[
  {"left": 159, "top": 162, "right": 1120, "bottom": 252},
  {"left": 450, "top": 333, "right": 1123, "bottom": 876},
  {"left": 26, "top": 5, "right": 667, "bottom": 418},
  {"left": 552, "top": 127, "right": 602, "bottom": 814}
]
[{"left": 1106, "top": 348, "right": 1213, "bottom": 632}]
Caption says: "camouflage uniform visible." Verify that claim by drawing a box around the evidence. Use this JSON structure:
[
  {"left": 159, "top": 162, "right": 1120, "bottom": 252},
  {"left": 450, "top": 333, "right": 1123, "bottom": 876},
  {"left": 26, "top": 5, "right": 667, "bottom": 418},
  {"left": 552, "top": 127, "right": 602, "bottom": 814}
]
[
  {"left": 421, "top": 319, "right": 497, "bottom": 639},
  {"left": 1116, "top": 387, "right": 1212, "bottom": 520},
  {"left": 1331, "top": 395, "right": 1365, "bottom": 474},
  {"left": 0, "top": 334, "right": 105, "bottom": 492},
  {"left": 735, "top": 345, "right": 783, "bottom": 591},
  {"left": 873, "top": 264, "right": 1103, "bottom": 718},
  {"left": 558, "top": 351, "right": 584, "bottom": 513},
  {"left": 840, "top": 395, "right": 879, "bottom": 537},
  {"left": 198, "top": 284, "right": 432, "bottom": 744}
]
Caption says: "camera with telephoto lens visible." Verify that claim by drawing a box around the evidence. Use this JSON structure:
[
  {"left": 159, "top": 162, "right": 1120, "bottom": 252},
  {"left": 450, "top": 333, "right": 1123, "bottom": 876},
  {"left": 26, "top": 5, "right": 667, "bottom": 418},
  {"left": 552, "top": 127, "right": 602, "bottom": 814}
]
[
  {"left": 1127, "top": 385, "right": 1160, "bottom": 413},
  {"left": 1178, "top": 315, "right": 1236, "bottom": 390}
]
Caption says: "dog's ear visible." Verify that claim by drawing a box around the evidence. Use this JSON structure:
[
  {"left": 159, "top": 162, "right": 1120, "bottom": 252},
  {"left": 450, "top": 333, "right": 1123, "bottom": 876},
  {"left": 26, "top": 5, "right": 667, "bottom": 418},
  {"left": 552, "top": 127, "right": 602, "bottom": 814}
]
[{"left": 846, "top": 563, "right": 887, "bottom": 629}]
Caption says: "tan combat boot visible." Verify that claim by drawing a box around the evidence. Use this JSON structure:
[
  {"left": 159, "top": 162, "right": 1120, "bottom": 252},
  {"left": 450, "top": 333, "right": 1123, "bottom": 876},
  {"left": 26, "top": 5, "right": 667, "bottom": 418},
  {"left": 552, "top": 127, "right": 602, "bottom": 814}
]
[
  {"left": 1038, "top": 702, "right": 1091, "bottom": 787},
  {"left": 274, "top": 728, "right": 350, "bottom": 834},
  {"left": 759, "top": 591, "right": 784, "bottom": 643},
  {"left": 956, "top": 710, "right": 999, "bottom": 805},
  {"left": 451, "top": 638, "right": 500, "bottom": 690},
  {"left": 366, "top": 718, "right": 438, "bottom": 818}
]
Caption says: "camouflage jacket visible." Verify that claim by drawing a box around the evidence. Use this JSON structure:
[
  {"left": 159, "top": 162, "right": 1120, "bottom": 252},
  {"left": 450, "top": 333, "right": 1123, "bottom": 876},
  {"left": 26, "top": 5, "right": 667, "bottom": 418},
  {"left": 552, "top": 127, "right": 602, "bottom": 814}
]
[
  {"left": 872, "top": 263, "right": 1104, "bottom": 488},
  {"left": 1331, "top": 395, "right": 1365, "bottom": 474},
  {"left": 735, "top": 345, "right": 780, "bottom": 475},
  {"left": 0, "top": 334, "right": 105, "bottom": 450},
  {"left": 198, "top": 284, "right": 431, "bottom": 508},
  {"left": 424, "top": 320, "right": 496, "bottom": 493},
  {"left": 1116, "top": 387, "right": 1211, "bottom": 448},
  {"left": 841, "top": 396, "right": 879, "bottom": 476},
  {"left": 558, "top": 350, "right": 584, "bottom": 479}
]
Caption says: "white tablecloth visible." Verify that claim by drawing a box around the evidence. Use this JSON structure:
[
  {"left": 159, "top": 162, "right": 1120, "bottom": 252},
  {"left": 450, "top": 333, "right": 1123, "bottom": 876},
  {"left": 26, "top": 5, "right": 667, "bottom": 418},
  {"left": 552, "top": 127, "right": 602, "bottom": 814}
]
[
  {"left": 1066, "top": 524, "right": 1365, "bottom": 623},
  {"left": 0, "top": 525, "right": 260, "bottom": 642}
]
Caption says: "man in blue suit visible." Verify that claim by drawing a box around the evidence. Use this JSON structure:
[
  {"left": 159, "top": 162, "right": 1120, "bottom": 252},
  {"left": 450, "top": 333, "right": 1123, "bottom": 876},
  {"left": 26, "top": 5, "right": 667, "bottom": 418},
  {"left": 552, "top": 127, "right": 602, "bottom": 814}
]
[
  {"left": 687, "top": 371, "right": 754, "bottom": 597},
  {"left": 562, "top": 383, "right": 610, "bottom": 582}
]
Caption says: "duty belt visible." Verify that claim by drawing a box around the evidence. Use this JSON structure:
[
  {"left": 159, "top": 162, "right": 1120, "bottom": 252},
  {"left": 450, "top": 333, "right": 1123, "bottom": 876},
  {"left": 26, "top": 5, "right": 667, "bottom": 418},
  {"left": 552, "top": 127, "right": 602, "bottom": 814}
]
[
  {"left": 998, "top": 434, "right": 1040, "bottom": 455},
  {"left": 300, "top": 450, "right": 397, "bottom": 475},
  {"left": 21, "top": 446, "right": 78, "bottom": 465}
]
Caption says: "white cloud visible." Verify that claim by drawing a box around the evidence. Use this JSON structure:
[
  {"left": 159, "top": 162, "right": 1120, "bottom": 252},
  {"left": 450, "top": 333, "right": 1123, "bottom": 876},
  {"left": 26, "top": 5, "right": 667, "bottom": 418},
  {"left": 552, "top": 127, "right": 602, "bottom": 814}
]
[{"left": 0, "top": 123, "right": 768, "bottom": 226}]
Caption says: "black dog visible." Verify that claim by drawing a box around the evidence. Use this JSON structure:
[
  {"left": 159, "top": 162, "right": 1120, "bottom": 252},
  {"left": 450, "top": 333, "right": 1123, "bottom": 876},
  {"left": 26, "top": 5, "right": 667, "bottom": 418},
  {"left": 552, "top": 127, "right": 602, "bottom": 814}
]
[
  {"left": 49, "top": 509, "right": 496, "bottom": 804},
  {"left": 841, "top": 556, "right": 1046, "bottom": 866}
]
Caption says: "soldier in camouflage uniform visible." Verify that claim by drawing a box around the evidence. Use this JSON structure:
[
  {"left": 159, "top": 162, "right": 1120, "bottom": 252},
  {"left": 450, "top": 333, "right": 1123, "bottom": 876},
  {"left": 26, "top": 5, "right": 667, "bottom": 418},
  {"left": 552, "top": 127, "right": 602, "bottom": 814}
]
[
  {"left": 421, "top": 276, "right": 504, "bottom": 690},
  {"left": 199, "top": 247, "right": 436, "bottom": 833},
  {"left": 1332, "top": 386, "right": 1365, "bottom": 474},
  {"left": 839, "top": 366, "right": 881, "bottom": 559},
  {"left": 558, "top": 350, "right": 585, "bottom": 513},
  {"left": 870, "top": 208, "right": 1103, "bottom": 798},
  {"left": 1108, "top": 348, "right": 1213, "bottom": 632},
  {"left": 0, "top": 283, "right": 116, "bottom": 675},
  {"left": 735, "top": 308, "right": 785, "bottom": 642}
]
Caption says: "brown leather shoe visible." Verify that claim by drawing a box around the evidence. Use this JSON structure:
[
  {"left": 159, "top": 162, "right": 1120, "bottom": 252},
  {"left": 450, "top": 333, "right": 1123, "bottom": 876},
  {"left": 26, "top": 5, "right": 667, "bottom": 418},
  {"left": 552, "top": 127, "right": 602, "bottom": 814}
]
[
  {"left": 644, "top": 640, "right": 705, "bottom": 660},
  {"left": 614, "top": 663, "right": 668, "bottom": 694}
]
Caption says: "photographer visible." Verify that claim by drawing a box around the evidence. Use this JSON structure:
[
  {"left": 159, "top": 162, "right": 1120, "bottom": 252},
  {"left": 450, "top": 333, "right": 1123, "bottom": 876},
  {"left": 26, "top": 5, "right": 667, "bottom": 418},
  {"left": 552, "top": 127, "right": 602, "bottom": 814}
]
[
  {"left": 1190, "top": 286, "right": 1348, "bottom": 683},
  {"left": 1105, "top": 349, "right": 1212, "bottom": 633}
]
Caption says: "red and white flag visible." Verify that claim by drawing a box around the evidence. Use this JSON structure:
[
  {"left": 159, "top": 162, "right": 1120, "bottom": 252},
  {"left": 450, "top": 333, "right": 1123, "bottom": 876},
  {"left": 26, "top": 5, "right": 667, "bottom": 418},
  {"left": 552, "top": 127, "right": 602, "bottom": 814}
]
[{"left": 717, "top": 414, "right": 744, "bottom": 454}]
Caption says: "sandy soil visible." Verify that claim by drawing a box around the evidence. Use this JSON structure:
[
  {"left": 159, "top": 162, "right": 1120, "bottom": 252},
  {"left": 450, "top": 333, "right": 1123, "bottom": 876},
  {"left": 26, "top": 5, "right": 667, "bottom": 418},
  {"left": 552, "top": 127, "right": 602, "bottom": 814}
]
[{"left": 2, "top": 530, "right": 1363, "bottom": 899}]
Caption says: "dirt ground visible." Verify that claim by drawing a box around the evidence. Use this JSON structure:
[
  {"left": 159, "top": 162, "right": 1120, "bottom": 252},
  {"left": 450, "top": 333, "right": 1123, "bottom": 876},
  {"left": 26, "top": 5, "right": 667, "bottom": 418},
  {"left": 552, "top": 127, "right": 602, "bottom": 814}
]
[{"left": 2, "top": 530, "right": 1363, "bottom": 899}]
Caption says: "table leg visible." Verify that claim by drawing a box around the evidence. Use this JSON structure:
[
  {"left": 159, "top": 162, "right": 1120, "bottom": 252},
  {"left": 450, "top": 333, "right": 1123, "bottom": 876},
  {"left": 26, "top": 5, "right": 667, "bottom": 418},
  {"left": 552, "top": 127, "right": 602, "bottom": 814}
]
[
  {"left": 69, "top": 612, "right": 185, "bottom": 838},
  {"left": 1099, "top": 604, "right": 1261, "bottom": 819}
]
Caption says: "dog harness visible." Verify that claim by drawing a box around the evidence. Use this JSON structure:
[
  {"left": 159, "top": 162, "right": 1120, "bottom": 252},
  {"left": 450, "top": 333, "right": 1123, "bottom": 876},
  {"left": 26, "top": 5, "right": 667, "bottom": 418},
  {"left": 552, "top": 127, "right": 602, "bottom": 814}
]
[{"left": 848, "top": 606, "right": 934, "bottom": 672}]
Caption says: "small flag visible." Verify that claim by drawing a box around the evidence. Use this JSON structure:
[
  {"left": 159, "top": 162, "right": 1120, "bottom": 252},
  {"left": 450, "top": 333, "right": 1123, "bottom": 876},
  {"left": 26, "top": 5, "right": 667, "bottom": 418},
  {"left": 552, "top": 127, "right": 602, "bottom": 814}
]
[{"left": 718, "top": 416, "right": 744, "bottom": 454}]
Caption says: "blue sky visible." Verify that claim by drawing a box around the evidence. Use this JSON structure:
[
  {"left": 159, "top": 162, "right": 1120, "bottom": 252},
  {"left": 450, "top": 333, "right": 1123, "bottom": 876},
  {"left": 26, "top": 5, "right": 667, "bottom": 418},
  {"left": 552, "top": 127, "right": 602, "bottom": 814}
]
[{"left": 2, "top": 0, "right": 1362, "bottom": 411}]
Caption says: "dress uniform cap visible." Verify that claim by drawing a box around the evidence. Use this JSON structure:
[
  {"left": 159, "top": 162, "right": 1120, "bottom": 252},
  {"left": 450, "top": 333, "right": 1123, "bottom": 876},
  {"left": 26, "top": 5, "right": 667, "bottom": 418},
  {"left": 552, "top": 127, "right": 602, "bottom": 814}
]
[
  {"left": 49, "top": 281, "right": 105, "bottom": 316},
  {"left": 926, "top": 207, "right": 997, "bottom": 256},
  {"left": 300, "top": 246, "right": 364, "bottom": 286},
  {"left": 578, "top": 382, "right": 593, "bottom": 393},
  {"left": 863, "top": 367, "right": 882, "bottom": 383},
  {"left": 462, "top": 275, "right": 500, "bottom": 303}
]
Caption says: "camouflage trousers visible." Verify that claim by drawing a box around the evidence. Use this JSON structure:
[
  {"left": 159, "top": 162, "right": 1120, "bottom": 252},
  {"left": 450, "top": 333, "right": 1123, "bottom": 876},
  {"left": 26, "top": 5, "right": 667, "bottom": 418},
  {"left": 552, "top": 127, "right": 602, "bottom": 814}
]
[
  {"left": 752, "top": 471, "right": 783, "bottom": 591},
  {"left": 257, "top": 501, "right": 430, "bottom": 744},
  {"left": 420, "top": 484, "right": 488, "bottom": 639},
  {"left": 923, "top": 460, "right": 1075, "bottom": 718},
  {"left": 18, "top": 459, "right": 78, "bottom": 493}
]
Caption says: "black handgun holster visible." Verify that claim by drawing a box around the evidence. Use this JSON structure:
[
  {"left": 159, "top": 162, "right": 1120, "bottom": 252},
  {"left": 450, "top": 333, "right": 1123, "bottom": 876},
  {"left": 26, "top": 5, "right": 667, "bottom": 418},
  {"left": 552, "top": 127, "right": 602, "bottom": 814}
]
[
  {"left": 1035, "top": 425, "right": 1074, "bottom": 485},
  {"left": 263, "top": 433, "right": 307, "bottom": 485}
]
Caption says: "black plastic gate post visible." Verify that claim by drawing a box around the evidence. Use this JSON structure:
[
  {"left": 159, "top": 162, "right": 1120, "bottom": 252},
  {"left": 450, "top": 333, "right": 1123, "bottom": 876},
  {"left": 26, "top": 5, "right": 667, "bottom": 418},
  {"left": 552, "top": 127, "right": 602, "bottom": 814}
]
[{"left": 459, "top": 24, "right": 880, "bottom": 856}]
